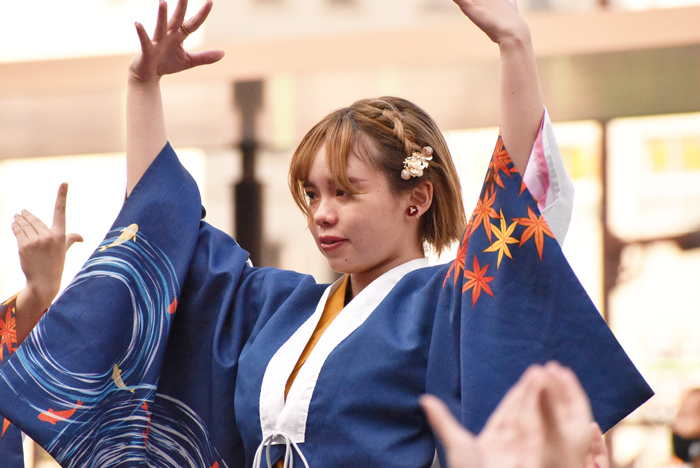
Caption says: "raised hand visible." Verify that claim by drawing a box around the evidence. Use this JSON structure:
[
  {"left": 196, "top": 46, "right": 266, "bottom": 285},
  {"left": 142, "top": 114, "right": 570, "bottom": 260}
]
[
  {"left": 13, "top": 183, "right": 83, "bottom": 344},
  {"left": 130, "top": 0, "right": 224, "bottom": 83},
  {"left": 452, "top": 0, "right": 528, "bottom": 45},
  {"left": 127, "top": 0, "right": 225, "bottom": 195},
  {"left": 453, "top": 0, "right": 543, "bottom": 177}
]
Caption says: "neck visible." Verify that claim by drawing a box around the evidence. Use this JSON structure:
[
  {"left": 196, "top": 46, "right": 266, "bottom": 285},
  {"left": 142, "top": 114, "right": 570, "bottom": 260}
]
[{"left": 347, "top": 253, "right": 425, "bottom": 299}]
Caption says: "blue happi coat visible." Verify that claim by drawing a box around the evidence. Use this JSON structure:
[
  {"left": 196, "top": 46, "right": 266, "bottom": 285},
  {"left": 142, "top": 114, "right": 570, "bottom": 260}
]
[{"left": 0, "top": 134, "right": 652, "bottom": 467}]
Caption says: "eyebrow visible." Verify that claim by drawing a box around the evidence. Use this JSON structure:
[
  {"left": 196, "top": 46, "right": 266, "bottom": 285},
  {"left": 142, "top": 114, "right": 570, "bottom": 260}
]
[{"left": 347, "top": 177, "right": 368, "bottom": 185}]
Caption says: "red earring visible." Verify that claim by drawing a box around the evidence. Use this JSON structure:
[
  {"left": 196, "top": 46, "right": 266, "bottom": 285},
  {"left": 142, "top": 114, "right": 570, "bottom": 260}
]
[{"left": 407, "top": 206, "right": 418, "bottom": 217}]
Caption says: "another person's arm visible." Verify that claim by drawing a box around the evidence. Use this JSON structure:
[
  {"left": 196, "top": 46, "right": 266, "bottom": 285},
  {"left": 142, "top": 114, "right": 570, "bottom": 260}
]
[
  {"left": 126, "top": 0, "right": 223, "bottom": 196},
  {"left": 453, "top": 0, "right": 543, "bottom": 176},
  {"left": 12, "top": 183, "right": 83, "bottom": 344}
]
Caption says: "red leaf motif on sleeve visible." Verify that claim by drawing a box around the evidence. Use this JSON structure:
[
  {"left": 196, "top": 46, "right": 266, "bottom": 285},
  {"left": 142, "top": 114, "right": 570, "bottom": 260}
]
[
  {"left": 463, "top": 255, "right": 495, "bottom": 306},
  {"left": 517, "top": 206, "right": 555, "bottom": 260},
  {"left": 0, "top": 304, "right": 17, "bottom": 363}
]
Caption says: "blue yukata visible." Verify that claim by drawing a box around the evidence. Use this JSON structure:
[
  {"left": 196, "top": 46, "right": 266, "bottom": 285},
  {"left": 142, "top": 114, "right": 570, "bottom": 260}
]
[{"left": 0, "top": 111, "right": 652, "bottom": 468}]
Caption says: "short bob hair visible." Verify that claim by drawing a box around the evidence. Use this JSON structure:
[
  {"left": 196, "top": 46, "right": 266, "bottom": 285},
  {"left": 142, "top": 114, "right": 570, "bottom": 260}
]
[{"left": 289, "top": 96, "right": 466, "bottom": 256}]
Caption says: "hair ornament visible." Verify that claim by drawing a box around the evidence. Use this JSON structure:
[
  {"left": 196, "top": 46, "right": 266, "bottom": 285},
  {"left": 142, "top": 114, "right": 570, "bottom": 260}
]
[{"left": 401, "top": 146, "right": 433, "bottom": 180}]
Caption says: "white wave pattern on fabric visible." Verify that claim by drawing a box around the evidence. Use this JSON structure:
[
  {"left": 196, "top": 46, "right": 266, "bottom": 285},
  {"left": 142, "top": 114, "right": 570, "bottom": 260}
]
[{"left": 0, "top": 227, "right": 227, "bottom": 467}]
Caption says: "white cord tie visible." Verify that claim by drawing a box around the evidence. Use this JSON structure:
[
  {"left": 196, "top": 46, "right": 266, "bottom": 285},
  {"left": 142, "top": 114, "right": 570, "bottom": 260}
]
[{"left": 252, "top": 431, "right": 310, "bottom": 468}]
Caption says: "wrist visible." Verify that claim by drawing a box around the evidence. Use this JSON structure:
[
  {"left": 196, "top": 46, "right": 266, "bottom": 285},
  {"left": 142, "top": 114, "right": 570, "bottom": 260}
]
[
  {"left": 496, "top": 22, "right": 533, "bottom": 55},
  {"left": 128, "top": 73, "right": 162, "bottom": 87},
  {"left": 21, "top": 282, "right": 58, "bottom": 312},
  {"left": 15, "top": 287, "right": 52, "bottom": 346}
]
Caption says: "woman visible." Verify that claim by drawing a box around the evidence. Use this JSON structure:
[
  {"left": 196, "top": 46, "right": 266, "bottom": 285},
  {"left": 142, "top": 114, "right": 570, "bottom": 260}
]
[{"left": 1, "top": 1, "right": 651, "bottom": 467}]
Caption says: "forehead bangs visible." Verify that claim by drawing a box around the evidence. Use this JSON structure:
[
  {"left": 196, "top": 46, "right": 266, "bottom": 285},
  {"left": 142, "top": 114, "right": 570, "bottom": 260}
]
[{"left": 289, "top": 109, "right": 377, "bottom": 216}]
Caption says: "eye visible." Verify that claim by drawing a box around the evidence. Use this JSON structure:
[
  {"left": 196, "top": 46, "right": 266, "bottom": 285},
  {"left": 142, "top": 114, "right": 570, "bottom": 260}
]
[
  {"left": 305, "top": 191, "right": 317, "bottom": 202},
  {"left": 336, "top": 189, "right": 348, "bottom": 197}
]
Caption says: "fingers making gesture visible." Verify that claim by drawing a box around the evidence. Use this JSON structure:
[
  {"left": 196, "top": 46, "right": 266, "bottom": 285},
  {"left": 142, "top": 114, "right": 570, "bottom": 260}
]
[
  {"left": 422, "top": 362, "right": 605, "bottom": 468},
  {"left": 127, "top": 0, "right": 224, "bottom": 196},
  {"left": 130, "top": 0, "right": 224, "bottom": 83},
  {"left": 13, "top": 183, "right": 83, "bottom": 345}
]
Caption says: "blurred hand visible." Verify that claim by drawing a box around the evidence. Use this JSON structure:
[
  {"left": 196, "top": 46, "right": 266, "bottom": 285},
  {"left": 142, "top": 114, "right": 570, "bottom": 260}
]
[
  {"left": 452, "top": 0, "right": 529, "bottom": 45},
  {"left": 539, "top": 363, "right": 594, "bottom": 468},
  {"left": 13, "top": 183, "right": 83, "bottom": 342},
  {"left": 129, "top": 0, "right": 224, "bottom": 84},
  {"left": 585, "top": 423, "right": 610, "bottom": 468},
  {"left": 422, "top": 362, "right": 597, "bottom": 468}
]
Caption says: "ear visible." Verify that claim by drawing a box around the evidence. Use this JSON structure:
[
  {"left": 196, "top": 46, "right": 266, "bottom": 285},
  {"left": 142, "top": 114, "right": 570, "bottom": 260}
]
[{"left": 408, "top": 181, "right": 433, "bottom": 218}]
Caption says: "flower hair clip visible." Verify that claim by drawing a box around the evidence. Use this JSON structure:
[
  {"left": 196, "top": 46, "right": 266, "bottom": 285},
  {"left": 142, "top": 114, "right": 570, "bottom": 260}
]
[{"left": 401, "top": 146, "right": 433, "bottom": 180}]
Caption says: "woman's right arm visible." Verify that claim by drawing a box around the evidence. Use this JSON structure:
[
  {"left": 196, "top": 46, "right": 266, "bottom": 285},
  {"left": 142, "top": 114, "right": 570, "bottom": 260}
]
[
  {"left": 126, "top": 0, "right": 224, "bottom": 196},
  {"left": 12, "top": 184, "right": 83, "bottom": 345}
]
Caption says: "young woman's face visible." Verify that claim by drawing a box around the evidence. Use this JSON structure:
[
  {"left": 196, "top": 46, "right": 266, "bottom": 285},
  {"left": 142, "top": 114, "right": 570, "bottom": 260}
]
[{"left": 304, "top": 145, "right": 423, "bottom": 288}]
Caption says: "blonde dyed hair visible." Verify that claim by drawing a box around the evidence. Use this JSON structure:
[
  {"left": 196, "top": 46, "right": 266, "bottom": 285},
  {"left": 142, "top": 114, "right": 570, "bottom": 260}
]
[{"left": 289, "top": 96, "right": 466, "bottom": 255}]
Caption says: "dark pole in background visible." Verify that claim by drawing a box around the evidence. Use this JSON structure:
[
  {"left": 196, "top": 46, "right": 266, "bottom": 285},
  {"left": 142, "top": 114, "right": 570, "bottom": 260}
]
[{"left": 234, "top": 80, "right": 264, "bottom": 267}]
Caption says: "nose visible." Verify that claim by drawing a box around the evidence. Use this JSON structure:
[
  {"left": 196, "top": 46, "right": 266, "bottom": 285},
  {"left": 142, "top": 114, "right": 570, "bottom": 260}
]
[{"left": 312, "top": 197, "right": 338, "bottom": 226}]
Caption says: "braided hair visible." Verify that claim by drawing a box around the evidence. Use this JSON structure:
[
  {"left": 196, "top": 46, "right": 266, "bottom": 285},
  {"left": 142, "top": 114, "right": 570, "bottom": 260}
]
[{"left": 289, "top": 96, "right": 466, "bottom": 255}]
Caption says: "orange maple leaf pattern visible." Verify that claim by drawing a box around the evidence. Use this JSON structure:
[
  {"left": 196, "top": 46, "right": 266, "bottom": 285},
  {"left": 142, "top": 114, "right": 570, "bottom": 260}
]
[
  {"left": 517, "top": 206, "right": 555, "bottom": 260},
  {"left": 463, "top": 255, "right": 495, "bottom": 306},
  {"left": 0, "top": 297, "right": 18, "bottom": 363},
  {"left": 471, "top": 188, "right": 499, "bottom": 242},
  {"left": 483, "top": 210, "right": 519, "bottom": 268},
  {"left": 444, "top": 225, "right": 471, "bottom": 288},
  {"left": 443, "top": 134, "right": 554, "bottom": 306},
  {"left": 489, "top": 137, "right": 519, "bottom": 190}
]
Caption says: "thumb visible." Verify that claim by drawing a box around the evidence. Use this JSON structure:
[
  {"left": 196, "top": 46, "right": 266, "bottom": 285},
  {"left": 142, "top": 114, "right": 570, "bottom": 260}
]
[
  {"left": 421, "top": 395, "right": 476, "bottom": 451},
  {"left": 66, "top": 233, "right": 84, "bottom": 250}
]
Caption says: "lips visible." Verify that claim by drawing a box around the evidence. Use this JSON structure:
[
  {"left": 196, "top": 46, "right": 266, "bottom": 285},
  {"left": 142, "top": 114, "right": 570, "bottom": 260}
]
[{"left": 319, "top": 236, "right": 347, "bottom": 252}]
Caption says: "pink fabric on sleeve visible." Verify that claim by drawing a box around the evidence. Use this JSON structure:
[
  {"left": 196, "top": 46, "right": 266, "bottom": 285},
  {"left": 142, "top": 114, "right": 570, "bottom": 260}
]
[{"left": 522, "top": 111, "right": 549, "bottom": 212}]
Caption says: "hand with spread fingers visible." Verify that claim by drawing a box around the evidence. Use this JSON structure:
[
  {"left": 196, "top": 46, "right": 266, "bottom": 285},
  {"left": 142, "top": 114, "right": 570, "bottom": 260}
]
[
  {"left": 127, "top": 0, "right": 225, "bottom": 196},
  {"left": 13, "top": 183, "right": 83, "bottom": 344},
  {"left": 129, "top": 0, "right": 224, "bottom": 83},
  {"left": 422, "top": 362, "right": 603, "bottom": 468}
]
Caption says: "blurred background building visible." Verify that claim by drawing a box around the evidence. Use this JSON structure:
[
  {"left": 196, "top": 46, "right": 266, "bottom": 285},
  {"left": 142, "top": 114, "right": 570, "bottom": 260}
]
[{"left": 2, "top": 0, "right": 700, "bottom": 466}]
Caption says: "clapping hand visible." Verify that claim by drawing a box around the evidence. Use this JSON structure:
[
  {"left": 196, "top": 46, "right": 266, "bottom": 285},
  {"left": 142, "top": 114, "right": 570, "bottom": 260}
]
[{"left": 422, "top": 362, "right": 607, "bottom": 468}]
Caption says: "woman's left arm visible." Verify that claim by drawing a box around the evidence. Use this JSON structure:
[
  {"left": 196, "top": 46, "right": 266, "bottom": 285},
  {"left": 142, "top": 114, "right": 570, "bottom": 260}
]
[{"left": 453, "top": 0, "right": 543, "bottom": 177}]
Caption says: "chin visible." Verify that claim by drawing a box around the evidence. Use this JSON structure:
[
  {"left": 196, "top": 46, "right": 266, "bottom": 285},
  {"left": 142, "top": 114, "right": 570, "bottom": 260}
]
[{"left": 324, "top": 258, "right": 353, "bottom": 275}]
